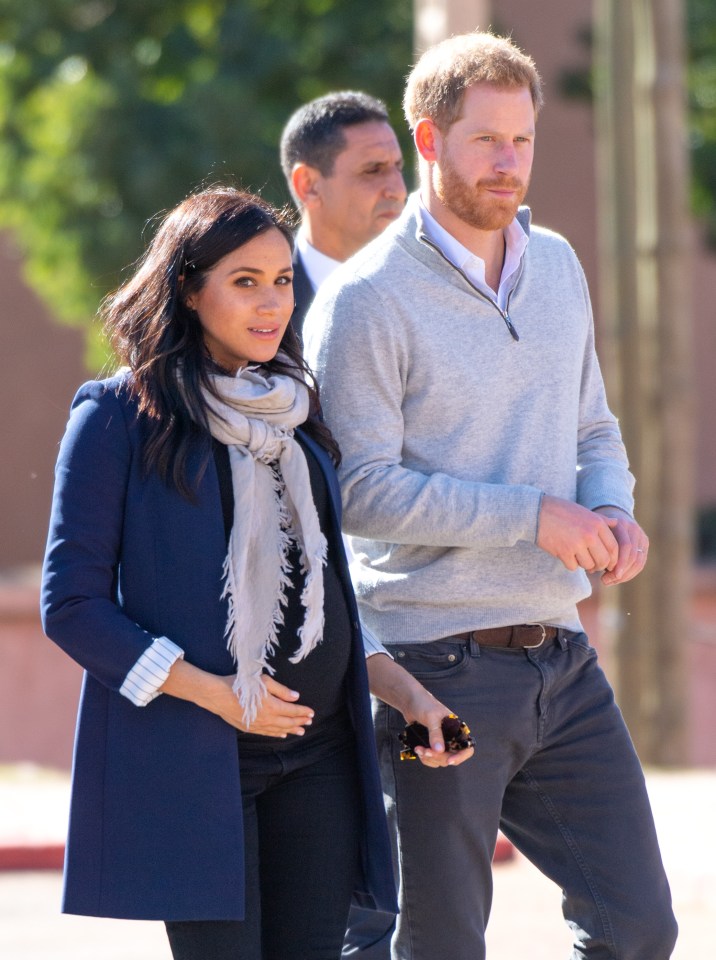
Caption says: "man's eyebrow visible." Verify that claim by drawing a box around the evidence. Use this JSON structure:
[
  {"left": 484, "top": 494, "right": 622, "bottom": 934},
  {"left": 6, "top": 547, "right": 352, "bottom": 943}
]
[{"left": 360, "top": 157, "right": 404, "bottom": 169}]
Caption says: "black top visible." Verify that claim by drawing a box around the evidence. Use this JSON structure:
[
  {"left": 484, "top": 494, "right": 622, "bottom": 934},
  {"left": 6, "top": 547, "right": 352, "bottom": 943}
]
[{"left": 212, "top": 434, "right": 353, "bottom": 741}]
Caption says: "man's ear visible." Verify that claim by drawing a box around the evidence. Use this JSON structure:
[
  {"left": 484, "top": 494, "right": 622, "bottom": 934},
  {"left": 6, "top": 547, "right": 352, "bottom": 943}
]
[
  {"left": 414, "top": 118, "right": 442, "bottom": 163},
  {"left": 291, "top": 163, "right": 323, "bottom": 208}
]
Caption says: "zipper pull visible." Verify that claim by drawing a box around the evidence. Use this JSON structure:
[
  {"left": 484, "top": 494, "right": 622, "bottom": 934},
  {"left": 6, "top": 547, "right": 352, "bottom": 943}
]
[{"left": 503, "top": 313, "right": 520, "bottom": 341}]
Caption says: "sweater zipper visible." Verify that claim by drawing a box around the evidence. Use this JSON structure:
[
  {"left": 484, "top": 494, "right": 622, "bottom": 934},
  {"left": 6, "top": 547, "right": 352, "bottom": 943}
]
[{"left": 418, "top": 232, "right": 521, "bottom": 342}]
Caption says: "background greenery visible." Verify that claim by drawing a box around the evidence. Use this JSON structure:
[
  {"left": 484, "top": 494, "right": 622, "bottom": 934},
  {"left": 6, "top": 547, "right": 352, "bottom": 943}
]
[
  {"left": 0, "top": 0, "right": 714, "bottom": 366},
  {"left": 688, "top": 0, "right": 716, "bottom": 246},
  {"left": 0, "top": 0, "right": 412, "bottom": 364}
]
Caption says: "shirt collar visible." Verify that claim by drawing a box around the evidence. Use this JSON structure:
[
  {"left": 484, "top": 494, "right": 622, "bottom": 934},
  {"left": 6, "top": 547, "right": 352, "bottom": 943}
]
[
  {"left": 417, "top": 194, "right": 529, "bottom": 302},
  {"left": 296, "top": 229, "right": 342, "bottom": 292}
]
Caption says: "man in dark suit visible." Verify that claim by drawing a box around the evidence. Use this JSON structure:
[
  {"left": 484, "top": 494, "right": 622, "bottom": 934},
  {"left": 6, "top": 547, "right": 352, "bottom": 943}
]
[{"left": 280, "top": 91, "right": 407, "bottom": 338}]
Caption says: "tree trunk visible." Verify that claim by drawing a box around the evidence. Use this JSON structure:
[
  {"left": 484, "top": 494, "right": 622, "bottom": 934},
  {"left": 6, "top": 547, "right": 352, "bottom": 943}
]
[{"left": 593, "top": 0, "right": 693, "bottom": 764}]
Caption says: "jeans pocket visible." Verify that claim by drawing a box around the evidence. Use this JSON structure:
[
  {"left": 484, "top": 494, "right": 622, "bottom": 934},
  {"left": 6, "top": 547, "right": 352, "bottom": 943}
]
[
  {"left": 391, "top": 641, "right": 469, "bottom": 679},
  {"left": 564, "top": 630, "right": 596, "bottom": 658}
]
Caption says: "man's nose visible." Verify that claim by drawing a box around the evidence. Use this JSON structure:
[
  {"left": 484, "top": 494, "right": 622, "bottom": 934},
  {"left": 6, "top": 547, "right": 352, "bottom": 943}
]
[
  {"left": 384, "top": 166, "right": 407, "bottom": 202},
  {"left": 494, "top": 143, "right": 518, "bottom": 174}
]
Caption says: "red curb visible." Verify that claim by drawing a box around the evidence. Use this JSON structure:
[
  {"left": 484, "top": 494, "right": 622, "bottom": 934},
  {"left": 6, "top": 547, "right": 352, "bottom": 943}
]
[
  {"left": 493, "top": 834, "right": 515, "bottom": 863},
  {"left": 0, "top": 836, "right": 513, "bottom": 872},
  {"left": 0, "top": 834, "right": 515, "bottom": 870},
  {"left": 0, "top": 843, "right": 65, "bottom": 871}
]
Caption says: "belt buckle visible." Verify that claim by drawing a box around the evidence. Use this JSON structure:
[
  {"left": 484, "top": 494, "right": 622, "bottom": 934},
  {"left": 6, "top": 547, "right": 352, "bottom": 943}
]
[{"left": 522, "top": 624, "right": 547, "bottom": 649}]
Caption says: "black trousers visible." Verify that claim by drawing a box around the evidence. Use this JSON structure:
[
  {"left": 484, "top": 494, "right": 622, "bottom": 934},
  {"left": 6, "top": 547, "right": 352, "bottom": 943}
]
[{"left": 166, "top": 717, "right": 362, "bottom": 960}]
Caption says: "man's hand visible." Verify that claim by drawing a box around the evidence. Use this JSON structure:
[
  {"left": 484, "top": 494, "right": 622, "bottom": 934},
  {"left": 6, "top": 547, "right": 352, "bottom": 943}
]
[
  {"left": 593, "top": 506, "right": 649, "bottom": 585},
  {"left": 366, "top": 654, "right": 474, "bottom": 769},
  {"left": 537, "top": 494, "right": 620, "bottom": 573},
  {"left": 402, "top": 687, "right": 475, "bottom": 768}
]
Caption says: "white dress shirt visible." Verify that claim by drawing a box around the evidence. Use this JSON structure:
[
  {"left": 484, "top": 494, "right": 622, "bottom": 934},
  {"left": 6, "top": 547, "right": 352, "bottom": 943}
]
[
  {"left": 295, "top": 229, "right": 342, "bottom": 291},
  {"left": 418, "top": 195, "right": 529, "bottom": 311}
]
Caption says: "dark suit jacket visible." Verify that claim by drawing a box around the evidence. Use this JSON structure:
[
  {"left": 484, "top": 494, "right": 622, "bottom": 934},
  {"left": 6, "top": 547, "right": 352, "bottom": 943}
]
[
  {"left": 290, "top": 249, "right": 316, "bottom": 341},
  {"left": 41, "top": 375, "right": 397, "bottom": 921}
]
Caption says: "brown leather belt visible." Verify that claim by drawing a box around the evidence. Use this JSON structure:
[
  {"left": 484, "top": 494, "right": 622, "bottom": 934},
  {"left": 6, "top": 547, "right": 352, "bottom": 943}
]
[{"left": 452, "top": 624, "right": 558, "bottom": 649}]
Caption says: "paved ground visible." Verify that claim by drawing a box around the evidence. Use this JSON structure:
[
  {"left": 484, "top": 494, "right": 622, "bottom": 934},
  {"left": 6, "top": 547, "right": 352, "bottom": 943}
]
[{"left": 1, "top": 765, "right": 714, "bottom": 958}]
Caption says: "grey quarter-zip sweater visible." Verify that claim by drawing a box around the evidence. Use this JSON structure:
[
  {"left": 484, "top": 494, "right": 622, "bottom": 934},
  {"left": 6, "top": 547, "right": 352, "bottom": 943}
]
[{"left": 303, "top": 193, "right": 634, "bottom": 642}]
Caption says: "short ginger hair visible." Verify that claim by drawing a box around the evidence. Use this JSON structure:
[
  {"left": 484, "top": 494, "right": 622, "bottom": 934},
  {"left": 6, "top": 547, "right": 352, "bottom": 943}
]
[{"left": 403, "top": 32, "right": 543, "bottom": 132}]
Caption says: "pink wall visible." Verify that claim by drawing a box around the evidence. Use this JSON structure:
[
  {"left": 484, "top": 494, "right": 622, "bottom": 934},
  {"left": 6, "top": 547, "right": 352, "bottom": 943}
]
[
  {"left": 692, "top": 248, "right": 716, "bottom": 505},
  {"left": 0, "top": 574, "right": 80, "bottom": 769},
  {"left": 0, "top": 234, "right": 88, "bottom": 570}
]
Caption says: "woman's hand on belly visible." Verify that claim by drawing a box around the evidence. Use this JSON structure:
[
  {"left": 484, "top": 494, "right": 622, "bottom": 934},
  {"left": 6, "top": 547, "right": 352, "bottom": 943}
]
[{"left": 160, "top": 660, "right": 315, "bottom": 737}]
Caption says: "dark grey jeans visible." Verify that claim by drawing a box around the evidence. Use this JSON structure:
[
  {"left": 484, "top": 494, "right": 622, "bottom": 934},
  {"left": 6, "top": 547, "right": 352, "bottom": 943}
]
[{"left": 344, "top": 631, "right": 677, "bottom": 960}]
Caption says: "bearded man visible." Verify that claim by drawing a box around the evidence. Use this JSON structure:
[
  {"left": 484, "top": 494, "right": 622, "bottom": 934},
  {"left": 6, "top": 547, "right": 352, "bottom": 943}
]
[{"left": 304, "top": 31, "right": 677, "bottom": 960}]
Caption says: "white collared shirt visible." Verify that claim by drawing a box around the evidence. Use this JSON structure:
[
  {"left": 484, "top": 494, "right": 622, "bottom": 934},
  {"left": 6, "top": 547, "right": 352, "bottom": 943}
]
[
  {"left": 295, "top": 229, "right": 342, "bottom": 292},
  {"left": 418, "top": 195, "right": 529, "bottom": 312}
]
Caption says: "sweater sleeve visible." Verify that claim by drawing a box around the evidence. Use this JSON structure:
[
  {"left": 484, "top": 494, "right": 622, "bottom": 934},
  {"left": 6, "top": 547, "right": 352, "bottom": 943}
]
[
  {"left": 573, "top": 268, "right": 636, "bottom": 515},
  {"left": 304, "top": 279, "right": 543, "bottom": 549},
  {"left": 41, "top": 382, "right": 169, "bottom": 693}
]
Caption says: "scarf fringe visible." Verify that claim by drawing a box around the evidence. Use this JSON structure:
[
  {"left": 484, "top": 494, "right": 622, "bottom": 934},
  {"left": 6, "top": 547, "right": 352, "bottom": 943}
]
[
  {"left": 292, "top": 532, "right": 328, "bottom": 663},
  {"left": 224, "top": 464, "right": 314, "bottom": 725}
]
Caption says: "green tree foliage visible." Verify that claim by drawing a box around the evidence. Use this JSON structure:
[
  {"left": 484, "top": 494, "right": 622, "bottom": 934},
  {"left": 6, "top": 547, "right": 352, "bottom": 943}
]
[
  {"left": 687, "top": 0, "right": 716, "bottom": 245},
  {"left": 0, "top": 0, "right": 412, "bottom": 365}
]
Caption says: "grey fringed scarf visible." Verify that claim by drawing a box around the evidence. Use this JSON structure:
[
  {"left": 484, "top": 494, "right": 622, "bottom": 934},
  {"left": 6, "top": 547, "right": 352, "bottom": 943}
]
[{"left": 203, "top": 362, "right": 327, "bottom": 724}]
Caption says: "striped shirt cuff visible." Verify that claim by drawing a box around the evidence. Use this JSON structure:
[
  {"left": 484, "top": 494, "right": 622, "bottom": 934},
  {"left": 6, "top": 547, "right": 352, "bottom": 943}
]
[
  {"left": 119, "top": 637, "right": 185, "bottom": 706},
  {"left": 362, "top": 625, "right": 392, "bottom": 659}
]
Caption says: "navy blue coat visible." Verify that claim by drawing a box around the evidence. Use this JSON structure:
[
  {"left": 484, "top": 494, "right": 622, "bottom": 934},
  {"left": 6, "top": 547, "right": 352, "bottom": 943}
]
[{"left": 41, "top": 376, "right": 397, "bottom": 921}]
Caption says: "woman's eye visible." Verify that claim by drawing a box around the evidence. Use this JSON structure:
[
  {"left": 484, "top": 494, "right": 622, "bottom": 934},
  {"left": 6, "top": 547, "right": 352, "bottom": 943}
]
[{"left": 276, "top": 276, "right": 292, "bottom": 285}]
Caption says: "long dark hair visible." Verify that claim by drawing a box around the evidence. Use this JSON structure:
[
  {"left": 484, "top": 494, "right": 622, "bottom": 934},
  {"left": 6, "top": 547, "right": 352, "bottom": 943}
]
[{"left": 102, "top": 185, "right": 339, "bottom": 497}]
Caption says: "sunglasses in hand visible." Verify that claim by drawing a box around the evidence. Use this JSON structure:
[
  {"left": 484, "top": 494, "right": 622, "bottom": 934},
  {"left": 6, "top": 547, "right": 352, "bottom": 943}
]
[{"left": 399, "top": 713, "right": 475, "bottom": 761}]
